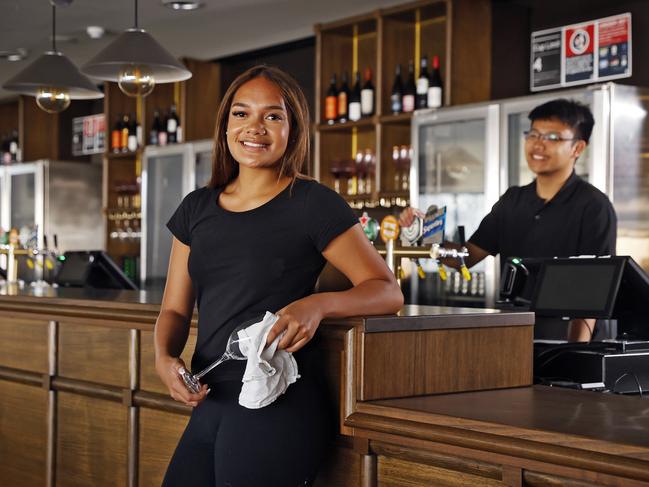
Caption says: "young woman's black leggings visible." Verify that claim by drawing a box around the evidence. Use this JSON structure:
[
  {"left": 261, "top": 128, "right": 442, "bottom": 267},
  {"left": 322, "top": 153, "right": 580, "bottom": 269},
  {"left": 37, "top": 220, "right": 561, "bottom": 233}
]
[{"left": 161, "top": 373, "right": 332, "bottom": 487}]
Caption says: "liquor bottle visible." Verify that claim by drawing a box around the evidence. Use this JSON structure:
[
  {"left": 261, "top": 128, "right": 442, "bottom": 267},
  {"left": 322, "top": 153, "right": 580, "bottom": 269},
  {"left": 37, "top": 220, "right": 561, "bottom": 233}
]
[
  {"left": 111, "top": 115, "right": 122, "bottom": 152},
  {"left": 402, "top": 60, "right": 416, "bottom": 113},
  {"left": 338, "top": 71, "right": 350, "bottom": 123},
  {"left": 363, "top": 149, "right": 375, "bottom": 194},
  {"left": 427, "top": 55, "right": 444, "bottom": 109},
  {"left": 390, "top": 64, "right": 403, "bottom": 114},
  {"left": 9, "top": 130, "right": 19, "bottom": 162},
  {"left": 127, "top": 114, "right": 138, "bottom": 152},
  {"left": 416, "top": 56, "right": 430, "bottom": 109},
  {"left": 348, "top": 71, "right": 362, "bottom": 122},
  {"left": 1, "top": 134, "right": 9, "bottom": 164},
  {"left": 324, "top": 74, "right": 338, "bottom": 125},
  {"left": 360, "top": 67, "right": 374, "bottom": 117},
  {"left": 120, "top": 114, "right": 130, "bottom": 152},
  {"left": 149, "top": 110, "right": 161, "bottom": 145},
  {"left": 158, "top": 111, "right": 168, "bottom": 146},
  {"left": 167, "top": 104, "right": 179, "bottom": 144}
]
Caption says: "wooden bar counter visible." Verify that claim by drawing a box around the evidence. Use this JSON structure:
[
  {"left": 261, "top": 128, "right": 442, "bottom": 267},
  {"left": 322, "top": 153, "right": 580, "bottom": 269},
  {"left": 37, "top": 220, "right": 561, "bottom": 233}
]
[{"left": 1, "top": 286, "right": 648, "bottom": 487}]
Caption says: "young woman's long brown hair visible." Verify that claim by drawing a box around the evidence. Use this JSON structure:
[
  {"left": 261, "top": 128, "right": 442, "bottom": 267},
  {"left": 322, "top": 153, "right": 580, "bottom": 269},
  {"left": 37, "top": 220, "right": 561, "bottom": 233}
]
[{"left": 208, "top": 65, "right": 310, "bottom": 189}]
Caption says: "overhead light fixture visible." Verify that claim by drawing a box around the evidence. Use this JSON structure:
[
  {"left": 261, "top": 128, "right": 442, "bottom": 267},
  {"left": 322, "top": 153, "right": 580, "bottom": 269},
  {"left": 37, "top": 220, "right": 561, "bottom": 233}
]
[
  {"left": 0, "top": 49, "right": 29, "bottom": 62},
  {"left": 2, "top": 4, "right": 103, "bottom": 113},
  {"left": 81, "top": 0, "right": 191, "bottom": 98},
  {"left": 162, "top": 0, "right": 204, "bottom": 10}
]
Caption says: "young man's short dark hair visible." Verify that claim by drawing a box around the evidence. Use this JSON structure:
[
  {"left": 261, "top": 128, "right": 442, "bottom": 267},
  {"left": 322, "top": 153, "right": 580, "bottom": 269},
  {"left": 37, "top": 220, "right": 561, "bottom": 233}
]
[{"left": 528, "top": 99, "right": 595, "bottom": 143}]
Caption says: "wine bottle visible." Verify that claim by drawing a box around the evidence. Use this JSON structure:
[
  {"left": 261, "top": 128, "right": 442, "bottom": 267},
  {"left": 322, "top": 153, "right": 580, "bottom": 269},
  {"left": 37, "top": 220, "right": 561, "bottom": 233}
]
[
  {"left": 158, "top": 111, "right": 168, "bottom": 147},
  {"left": 390, "top": 64, "right": 403, "bottom": 114},
  {"left": 402, "top": 60, "right": 416, "bottom": 113},
  {"left": 167, "top": 104, "right": 179, "bottom": 144},
  {"left": 127, "top": 114, "right": 138, "bottom": 152},
  {"left": 428, "top": 55, "right": 444, "bottom": 109},
  {"left": 338, "top": 71, "right": 350, "bottom": 123},
  {"left": 149, "top": 110, "right": 160, "bottom": 145},
  {"left": 360, "top": 67, "right": 374, "bottom": 117},
  {"left": 111, "top": 115, "right": 122, "bottom": 152},
  {"left": 417, "top": 56, "right": 430, "bottom": 109},
  {"left": 121, "top": 114, "right": 130, "bottom": 152},
  {"left": 9, "top": 129, "right": 19, "bottom": 162},
  {"left": 1, "top": 134, "right": 9, "bottom": 164},
  {"left": 325, "top": 74, "right": 338, "bottom": 125},
  {"left": 348, "top": 71, "right": 362, "bottom": 122}
]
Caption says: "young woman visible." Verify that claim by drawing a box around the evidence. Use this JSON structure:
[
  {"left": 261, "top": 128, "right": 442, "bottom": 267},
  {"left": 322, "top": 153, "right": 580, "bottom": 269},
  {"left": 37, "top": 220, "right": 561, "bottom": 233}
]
[{"left": 155, "top": 65, "right": 403, "bottom": 486}]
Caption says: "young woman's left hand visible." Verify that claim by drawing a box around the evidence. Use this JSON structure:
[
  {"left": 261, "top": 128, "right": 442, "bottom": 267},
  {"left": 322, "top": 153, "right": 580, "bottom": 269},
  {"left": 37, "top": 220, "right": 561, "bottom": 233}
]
[{"left": 266, "top": 295, "right": 324, "bottom": 352}]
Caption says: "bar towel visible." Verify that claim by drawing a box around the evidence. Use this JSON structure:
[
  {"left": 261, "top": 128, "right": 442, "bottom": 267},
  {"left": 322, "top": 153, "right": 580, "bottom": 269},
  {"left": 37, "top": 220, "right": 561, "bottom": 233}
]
[{"left": 238, "top": 311, "right": 300, "bottom": 409}]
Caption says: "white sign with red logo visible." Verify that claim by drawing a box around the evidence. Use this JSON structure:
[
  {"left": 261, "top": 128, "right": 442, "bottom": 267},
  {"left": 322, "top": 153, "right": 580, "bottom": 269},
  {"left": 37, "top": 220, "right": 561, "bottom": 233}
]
[
  {"left": 531, "top": 12, "right": 631, "bottom": 91},
  {"left": 72, "top": 113, "right": 106, "bottom": 156}
]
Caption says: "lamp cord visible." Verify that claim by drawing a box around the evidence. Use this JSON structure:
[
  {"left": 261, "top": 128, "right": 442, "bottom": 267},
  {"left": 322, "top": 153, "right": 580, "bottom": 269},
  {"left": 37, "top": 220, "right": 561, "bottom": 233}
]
[
  {"left": 134, "top": 0, "right": 138, "bottom": 29},
  {"left": 52, "top": 4, "right": 56, "bottom": 52}
]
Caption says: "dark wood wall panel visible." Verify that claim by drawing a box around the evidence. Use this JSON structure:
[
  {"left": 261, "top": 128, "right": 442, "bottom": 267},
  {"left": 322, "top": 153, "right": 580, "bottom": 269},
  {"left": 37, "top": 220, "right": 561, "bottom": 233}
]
[
  {"left": 0, "top": 317, "right": 49, "bottom": 373},
  {"left": 56, "top": 392, "right": 127, "bottom": 487},
  {"left": 140, "top": 330, "right": 196, "bottom": 394},
  {"left": 138, "top": 407, "right": 189, "bottom": 487},
  {"left": 58, "top": 323, "right": 131, "bottom": 387},
  {"left": 0, "top": 380, "right": 48, "bottom": 487},
  {"left": 20, "top": 95, "right": 59, "bottom": 161},
  {"left": 181, "top": 58, "right": 221, "bottom": 142},
  {"left": 362, "top": 325, "right": 533, "bottom": 400},
  {"left": 450, "top": 0, "right": 492, "bottom": 105}
]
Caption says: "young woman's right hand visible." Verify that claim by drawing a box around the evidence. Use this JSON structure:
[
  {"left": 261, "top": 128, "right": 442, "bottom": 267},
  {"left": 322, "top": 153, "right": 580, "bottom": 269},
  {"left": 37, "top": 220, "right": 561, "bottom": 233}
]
[
  {"left": 156, "top": 355, "right": 210, "bottom": 408},
  {"left": 398, "top": 206, "right": 424, "bottom": 227}
]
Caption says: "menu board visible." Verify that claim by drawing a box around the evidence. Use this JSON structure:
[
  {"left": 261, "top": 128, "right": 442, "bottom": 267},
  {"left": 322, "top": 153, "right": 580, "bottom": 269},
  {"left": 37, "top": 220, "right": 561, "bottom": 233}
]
[
  {"left": 72, "top": 113, "right": 106, "bottom": 156},
  {"left": 531, "top": 13, "right": 631, "bottom": 92}
]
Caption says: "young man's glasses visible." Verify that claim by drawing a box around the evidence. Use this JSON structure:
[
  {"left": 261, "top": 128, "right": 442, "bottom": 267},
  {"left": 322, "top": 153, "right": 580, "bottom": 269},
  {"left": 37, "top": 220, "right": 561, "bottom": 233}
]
[{"left": 523, "top": 130, "right": 576, "bottom": 143}]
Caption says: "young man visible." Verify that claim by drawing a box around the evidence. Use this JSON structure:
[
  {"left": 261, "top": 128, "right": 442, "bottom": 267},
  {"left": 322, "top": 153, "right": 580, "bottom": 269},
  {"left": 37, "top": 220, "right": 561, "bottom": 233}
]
[{"left": 400, "top": 99, "right": 617, "bottom": 342}]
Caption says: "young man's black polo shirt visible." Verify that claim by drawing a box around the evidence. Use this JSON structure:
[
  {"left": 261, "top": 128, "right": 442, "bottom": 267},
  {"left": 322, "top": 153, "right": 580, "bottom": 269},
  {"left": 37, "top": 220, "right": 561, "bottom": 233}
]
[{"left": 469, "top": 171, "right": 617, "bottom": 263}]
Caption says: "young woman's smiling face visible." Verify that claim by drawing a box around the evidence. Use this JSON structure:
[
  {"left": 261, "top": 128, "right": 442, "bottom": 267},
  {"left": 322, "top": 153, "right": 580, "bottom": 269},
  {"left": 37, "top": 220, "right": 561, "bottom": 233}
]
[{"left": 226, "top": 76, "right": 290, "bottom": 169}]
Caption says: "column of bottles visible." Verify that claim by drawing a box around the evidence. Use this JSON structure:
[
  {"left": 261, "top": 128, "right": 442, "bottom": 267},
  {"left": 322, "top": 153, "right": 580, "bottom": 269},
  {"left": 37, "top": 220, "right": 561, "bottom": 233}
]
[
  {"left": 111, "top": 114, "right": 143, "bottom": 153},
  {"left": 148, "top": 104, "right": 182, "bottom": 146},
  {"left": 324, "top": 68, "right": 374, "bottom": 125},
  {"left": 391, "top": 144, "right": 412, "bottom": 191},
  {"left": 390, "top": 55, "right": 443, "bottom": 114},
  {"left": 108, "top": 180, "right": 141, "bottom": 242}
]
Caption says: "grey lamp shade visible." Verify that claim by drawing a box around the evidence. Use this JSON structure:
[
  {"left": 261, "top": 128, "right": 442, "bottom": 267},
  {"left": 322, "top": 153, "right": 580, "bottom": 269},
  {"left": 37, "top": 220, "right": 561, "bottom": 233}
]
[
  {"left": 3, "top": 51, "right": 104, "bottom": 99},
  {"left": 81, "top": 29, "right": 192, "bottom": 83}
]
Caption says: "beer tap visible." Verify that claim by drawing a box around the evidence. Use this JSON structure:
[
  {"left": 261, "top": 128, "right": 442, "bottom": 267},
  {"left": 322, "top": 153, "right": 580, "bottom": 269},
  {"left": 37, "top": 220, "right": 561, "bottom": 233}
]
[{"left": 429, "top": 226, "right": 471, "bottom": 281}]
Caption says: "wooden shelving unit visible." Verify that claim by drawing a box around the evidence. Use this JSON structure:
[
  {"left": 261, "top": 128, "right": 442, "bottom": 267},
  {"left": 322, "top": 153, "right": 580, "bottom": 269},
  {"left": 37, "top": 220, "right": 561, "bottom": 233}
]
[
  {"left": 102, "top": 58, "right": 221, "bottom": 280},
  {"left": 314, "top": 0, "right": 491, "bottom": 210}
]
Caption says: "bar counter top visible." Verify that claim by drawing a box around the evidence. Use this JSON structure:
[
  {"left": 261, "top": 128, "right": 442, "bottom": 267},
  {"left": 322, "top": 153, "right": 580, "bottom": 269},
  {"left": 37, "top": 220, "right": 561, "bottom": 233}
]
[{"left": 0, "top": 284, "right": 534, "bottom": 332}]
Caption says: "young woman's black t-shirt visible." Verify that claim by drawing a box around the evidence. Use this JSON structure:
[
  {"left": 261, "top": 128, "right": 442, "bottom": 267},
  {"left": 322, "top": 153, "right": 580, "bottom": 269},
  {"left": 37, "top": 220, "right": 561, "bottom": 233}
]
[{"left": 166, "top": 177, "right": 358, "bottom": 383}]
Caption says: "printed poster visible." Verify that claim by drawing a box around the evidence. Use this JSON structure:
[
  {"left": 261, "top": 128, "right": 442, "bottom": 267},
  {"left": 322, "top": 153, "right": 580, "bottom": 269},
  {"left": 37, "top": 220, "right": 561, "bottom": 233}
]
[
  {"left": 531, "top": 29, "right": 562, "bottom": 90},
  {"left": 530, "top": 13, "right": 631, "bottom": 92},
  {"left": 564, "top": 22, "right": 595, "bottom": 84}
]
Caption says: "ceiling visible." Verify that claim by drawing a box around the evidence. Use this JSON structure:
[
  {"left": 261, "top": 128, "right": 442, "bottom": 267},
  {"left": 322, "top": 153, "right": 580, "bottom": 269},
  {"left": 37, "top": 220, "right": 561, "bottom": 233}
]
[{"left": 0, "top": 0, "right": 406, "bottom": 100}]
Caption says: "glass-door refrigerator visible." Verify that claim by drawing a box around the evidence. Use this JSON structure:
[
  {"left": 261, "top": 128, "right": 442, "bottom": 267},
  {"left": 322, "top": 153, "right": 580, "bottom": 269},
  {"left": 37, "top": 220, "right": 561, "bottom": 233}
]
[
  {"left": 410, "top": 103, "right": 501, "bottom": 307},
  {"left": 2, "top": 160, "right": 103, "bottom": 281},
  {"left": 141, "top": 140, "right": 213, "bottom": 287}
]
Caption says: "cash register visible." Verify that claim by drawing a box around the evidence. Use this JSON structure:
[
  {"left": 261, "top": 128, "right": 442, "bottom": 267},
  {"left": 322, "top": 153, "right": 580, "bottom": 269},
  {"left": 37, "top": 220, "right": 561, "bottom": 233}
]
[{"left": 500, "top": 256, "right": 649, "bottom": 394}]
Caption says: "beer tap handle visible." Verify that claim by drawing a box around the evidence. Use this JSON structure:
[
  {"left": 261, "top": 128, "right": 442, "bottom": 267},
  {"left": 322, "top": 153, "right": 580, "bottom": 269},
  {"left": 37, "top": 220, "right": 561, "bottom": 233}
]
[{"left": 456, "top": 225, "right": 471, "bottom": 281}]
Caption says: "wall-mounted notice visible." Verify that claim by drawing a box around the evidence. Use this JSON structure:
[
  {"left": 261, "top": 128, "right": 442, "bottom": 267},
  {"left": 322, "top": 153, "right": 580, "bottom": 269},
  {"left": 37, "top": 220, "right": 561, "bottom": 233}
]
[
  {"left": 531, "top": 12, "right": 631, "bottom": 92},
  {"left": 72, "top": 113, "right": 106, "bottom": 156}
]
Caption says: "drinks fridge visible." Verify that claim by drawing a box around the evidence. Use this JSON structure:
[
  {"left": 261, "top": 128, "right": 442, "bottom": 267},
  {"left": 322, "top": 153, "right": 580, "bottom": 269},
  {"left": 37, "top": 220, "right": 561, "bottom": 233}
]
[
  {"left": 140, "top": 140, "right": 213, "bottom": 287},
  {"left": 410, "top": 82, "right": 649, "bottom": 307}
]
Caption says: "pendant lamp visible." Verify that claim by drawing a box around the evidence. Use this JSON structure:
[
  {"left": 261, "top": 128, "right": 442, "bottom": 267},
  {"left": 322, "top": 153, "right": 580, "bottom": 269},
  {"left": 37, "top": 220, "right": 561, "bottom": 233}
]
[
  {"left": 3, "top": 4, "right": 104, "bottom": 114},
  {"left": 81, "top": 0, "right": 191, "bottom": 97}
]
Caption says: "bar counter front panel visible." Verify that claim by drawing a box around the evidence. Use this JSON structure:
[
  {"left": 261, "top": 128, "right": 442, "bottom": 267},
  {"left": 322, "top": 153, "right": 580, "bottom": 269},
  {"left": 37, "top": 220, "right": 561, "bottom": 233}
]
[{"left": 1, "top": 288, "right": 648, "bottom": 487}]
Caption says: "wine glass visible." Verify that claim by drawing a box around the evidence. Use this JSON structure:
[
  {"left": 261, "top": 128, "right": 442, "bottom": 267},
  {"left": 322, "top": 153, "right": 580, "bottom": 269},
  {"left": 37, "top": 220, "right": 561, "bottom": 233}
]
[{"left": 181, "top": 314, "right": 266, "bottom": 394}]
